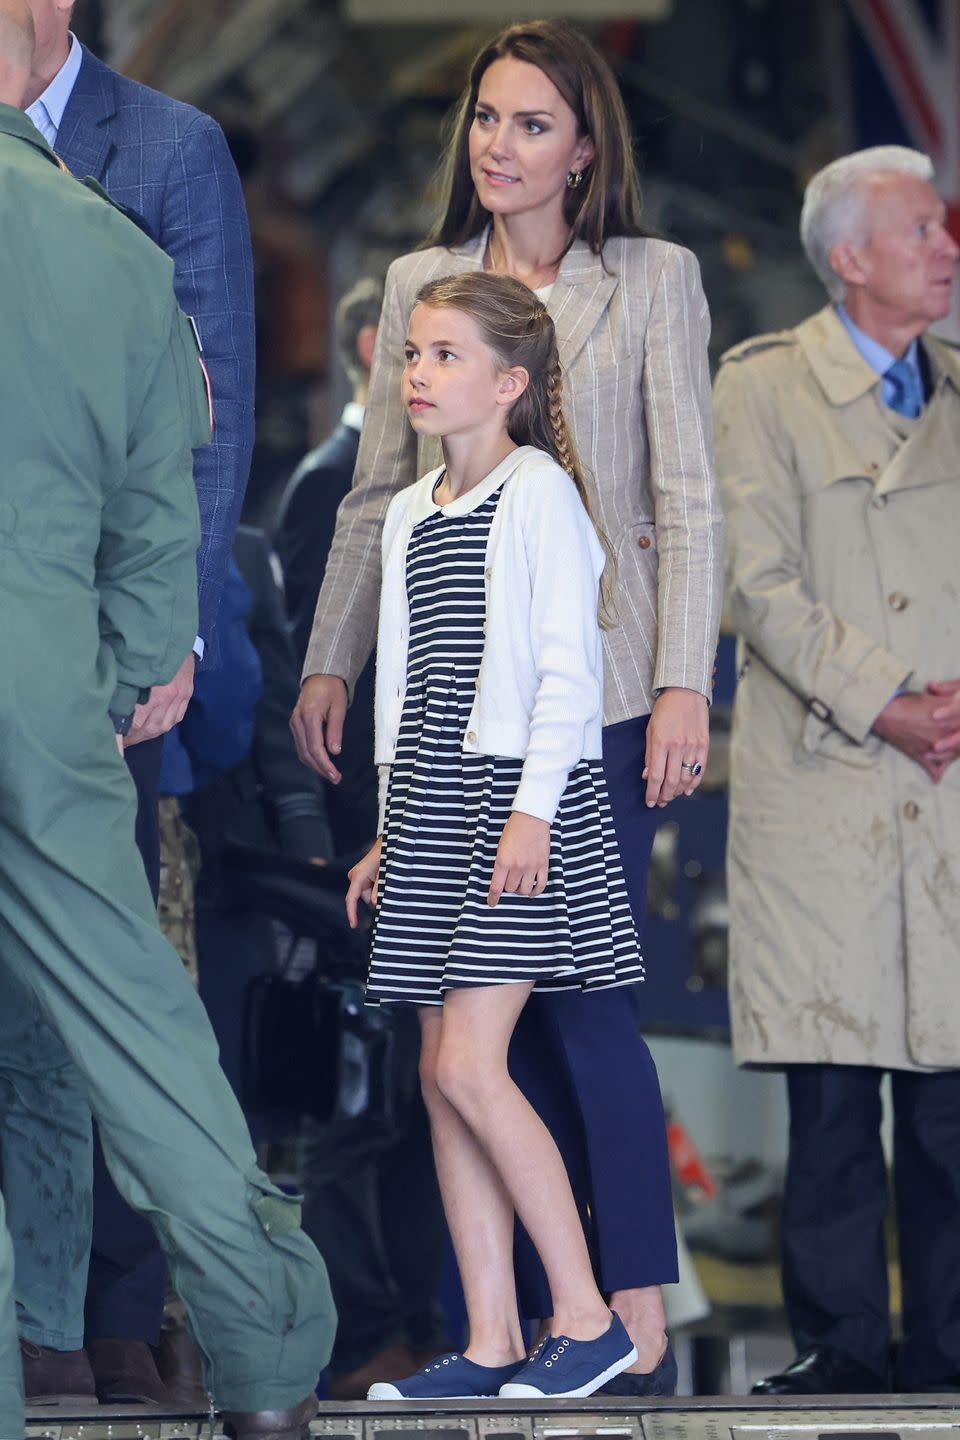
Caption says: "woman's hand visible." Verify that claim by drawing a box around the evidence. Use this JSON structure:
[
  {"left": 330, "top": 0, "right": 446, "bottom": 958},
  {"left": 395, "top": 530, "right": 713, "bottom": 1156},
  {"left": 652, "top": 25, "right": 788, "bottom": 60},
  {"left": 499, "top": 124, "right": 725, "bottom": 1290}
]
[
  {"left": 346, "top": 837, "right": 383, "bottom": 928},
  {"left": 488, "top": 811, "right": 550, "bottom": 906},
  {"left": 644, "top": 687, "right": 709, "bottom": 806}
]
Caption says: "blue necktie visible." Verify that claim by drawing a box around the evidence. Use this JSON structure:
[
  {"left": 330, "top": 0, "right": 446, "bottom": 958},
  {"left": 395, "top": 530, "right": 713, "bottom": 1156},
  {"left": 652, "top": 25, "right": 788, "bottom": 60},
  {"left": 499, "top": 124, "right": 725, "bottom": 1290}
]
[{"left": 884, "top": 357, "right": 923, "bottom": 418}]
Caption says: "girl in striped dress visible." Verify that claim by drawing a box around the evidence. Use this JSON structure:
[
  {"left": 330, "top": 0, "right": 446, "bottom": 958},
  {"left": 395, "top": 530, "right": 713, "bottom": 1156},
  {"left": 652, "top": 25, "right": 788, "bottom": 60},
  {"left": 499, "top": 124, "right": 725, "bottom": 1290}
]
[{"left": 345, "top": 272, "right": 642, "bottom": 1401}]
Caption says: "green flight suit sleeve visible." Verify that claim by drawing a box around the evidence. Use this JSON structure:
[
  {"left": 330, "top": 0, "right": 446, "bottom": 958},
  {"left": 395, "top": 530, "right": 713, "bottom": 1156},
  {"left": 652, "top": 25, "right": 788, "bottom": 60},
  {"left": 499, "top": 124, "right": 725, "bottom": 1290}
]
[{"left": 99, "top": 301, "right": 210, "bottom": 716}]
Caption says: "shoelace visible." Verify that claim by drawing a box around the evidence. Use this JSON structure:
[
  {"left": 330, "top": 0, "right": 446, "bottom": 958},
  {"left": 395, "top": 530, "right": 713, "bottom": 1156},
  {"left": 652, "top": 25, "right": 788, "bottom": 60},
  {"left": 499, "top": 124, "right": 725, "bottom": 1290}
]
[
  {"left": 424, "top": 1354, "right": 459, "bottom": 1372},
  {"left": 543, "top": 1338, "right": 571, "bottom": 1369}
]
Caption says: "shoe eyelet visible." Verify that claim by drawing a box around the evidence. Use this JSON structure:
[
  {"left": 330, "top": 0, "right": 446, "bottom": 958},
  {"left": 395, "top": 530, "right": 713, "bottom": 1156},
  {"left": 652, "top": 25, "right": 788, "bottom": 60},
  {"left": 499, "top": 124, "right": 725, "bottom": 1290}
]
[{"left": 546, "top": 1361, "right": 552, "bottom": 1368}]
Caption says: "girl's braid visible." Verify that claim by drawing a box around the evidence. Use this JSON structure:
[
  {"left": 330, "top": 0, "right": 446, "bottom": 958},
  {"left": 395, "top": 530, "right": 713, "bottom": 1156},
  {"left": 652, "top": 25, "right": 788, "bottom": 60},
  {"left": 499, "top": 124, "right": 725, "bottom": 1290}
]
[{"left": 546, "top": 351, "right": 574, "bottom": 479}]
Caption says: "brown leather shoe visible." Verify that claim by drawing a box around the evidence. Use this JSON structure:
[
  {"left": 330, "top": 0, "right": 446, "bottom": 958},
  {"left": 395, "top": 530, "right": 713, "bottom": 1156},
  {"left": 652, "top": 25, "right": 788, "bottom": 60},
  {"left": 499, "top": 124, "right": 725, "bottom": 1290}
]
[
  {"left": 20, "top": 1339, "right": 98, "bottom": 1406},
  {"left": 222, "top": 1392, "right": 318, "bottom": 1440},
  {"left": 156, "top": 1315, "right": 209, "bottom": 1411},
  {"left": 87, "top": 1337, "right": 171, "bottom": 1405}
]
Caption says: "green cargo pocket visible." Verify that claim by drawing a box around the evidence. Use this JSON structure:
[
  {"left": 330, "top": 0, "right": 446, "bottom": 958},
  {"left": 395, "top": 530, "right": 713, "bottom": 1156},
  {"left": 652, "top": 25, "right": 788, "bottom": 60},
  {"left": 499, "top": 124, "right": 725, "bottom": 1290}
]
[{"left": 250, "top": 1178, "right": 303, "bottom": 1238}]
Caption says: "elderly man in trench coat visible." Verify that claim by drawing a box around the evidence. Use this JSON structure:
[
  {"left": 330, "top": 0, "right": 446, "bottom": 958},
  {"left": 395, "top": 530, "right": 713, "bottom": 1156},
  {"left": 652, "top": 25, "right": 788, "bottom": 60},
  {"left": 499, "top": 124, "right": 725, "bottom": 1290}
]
[{"left": 715, "top": 145, "right": 960, "bottom": 1396}]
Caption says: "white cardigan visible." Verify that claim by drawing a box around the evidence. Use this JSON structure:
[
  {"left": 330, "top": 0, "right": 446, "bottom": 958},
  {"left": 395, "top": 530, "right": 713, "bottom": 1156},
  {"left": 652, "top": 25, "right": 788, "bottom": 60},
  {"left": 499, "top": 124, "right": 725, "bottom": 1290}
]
[{"left": 375, "top": 446, "right": 606, "bottom": 831}]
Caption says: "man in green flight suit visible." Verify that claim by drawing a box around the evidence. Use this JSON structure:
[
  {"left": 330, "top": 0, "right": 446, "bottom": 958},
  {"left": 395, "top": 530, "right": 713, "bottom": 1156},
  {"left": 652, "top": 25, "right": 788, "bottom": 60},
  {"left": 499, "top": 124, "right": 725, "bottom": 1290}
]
[{"left": 0, "top": 6, "right": 334, "bottom": 1437}]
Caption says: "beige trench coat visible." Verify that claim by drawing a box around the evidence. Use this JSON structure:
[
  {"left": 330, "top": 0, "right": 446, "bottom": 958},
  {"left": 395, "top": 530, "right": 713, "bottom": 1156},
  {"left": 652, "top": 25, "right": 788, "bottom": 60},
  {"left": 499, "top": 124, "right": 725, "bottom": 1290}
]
[{"left": 714, "top": 305, "right": 960, "bottom": 1071}]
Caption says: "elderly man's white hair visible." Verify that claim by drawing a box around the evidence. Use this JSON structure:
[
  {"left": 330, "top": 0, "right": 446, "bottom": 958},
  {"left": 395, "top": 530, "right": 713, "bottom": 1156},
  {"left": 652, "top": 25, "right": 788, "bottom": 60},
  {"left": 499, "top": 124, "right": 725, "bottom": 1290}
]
[{"left": 800, "top": 146, "right": 935, "bottom": 301}]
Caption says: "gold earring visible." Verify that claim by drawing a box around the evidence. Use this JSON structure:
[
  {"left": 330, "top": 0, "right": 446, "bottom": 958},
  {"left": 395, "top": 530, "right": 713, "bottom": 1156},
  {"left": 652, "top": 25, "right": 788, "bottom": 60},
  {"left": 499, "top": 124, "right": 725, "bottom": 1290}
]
[{"left": 566, "top": 170, "right": 584, "bottom": 189}]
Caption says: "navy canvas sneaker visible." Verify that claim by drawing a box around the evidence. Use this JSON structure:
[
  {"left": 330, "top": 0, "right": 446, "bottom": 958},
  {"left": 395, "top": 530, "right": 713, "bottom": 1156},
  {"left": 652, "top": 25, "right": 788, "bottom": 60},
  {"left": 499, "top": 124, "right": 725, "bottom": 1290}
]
[
  {"left": 368, "top": 1352, "right": 524, "bottom": 1401},
  {"left": 499, "top": 1315, "right": 637, "bottom": 1399}
]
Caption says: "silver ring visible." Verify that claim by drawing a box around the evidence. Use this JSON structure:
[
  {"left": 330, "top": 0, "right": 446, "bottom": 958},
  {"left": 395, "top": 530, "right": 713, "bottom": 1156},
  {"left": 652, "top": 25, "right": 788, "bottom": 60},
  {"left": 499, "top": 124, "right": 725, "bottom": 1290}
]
[{"left": 681, "top": 761, "right": 703, "bottom": 776}]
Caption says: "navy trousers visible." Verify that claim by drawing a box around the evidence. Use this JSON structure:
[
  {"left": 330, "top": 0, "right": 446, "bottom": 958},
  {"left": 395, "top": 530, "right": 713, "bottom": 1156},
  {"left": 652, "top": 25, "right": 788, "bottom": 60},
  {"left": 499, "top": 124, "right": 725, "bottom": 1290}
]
[
  {"left": 510, "top": 715, "right": 678, "bottom": 1316},
  {"left": 84, "top": 736, "right": 167, "bottom": 1345},
  {"left": 784, "top": 1063, "right": 960, "bottom": 1389}
]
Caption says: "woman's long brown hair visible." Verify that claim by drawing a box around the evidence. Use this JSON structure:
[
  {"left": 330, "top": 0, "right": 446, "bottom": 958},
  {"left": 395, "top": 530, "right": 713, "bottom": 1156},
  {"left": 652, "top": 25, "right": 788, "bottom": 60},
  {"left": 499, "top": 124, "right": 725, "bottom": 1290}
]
[{"left": 425, "top": 19, "right": 649, "bottom": 264}]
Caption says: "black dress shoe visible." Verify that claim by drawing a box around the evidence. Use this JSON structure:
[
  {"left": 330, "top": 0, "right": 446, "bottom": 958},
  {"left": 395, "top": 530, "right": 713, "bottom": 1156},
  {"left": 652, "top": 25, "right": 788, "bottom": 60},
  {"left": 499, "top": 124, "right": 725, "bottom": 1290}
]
[
  {"left": 600, "top": 1339, "right": 678, "bottom": 1397},
  {"left": 752, "top": 1346, "right": 887, "bottom": 1395}
]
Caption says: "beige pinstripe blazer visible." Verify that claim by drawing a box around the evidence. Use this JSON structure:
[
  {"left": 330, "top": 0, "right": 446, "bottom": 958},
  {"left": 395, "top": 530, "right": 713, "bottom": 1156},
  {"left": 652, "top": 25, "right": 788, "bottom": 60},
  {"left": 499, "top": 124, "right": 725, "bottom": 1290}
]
[{"left": 303, "top": 228, "right": 724, "bottom": 724}]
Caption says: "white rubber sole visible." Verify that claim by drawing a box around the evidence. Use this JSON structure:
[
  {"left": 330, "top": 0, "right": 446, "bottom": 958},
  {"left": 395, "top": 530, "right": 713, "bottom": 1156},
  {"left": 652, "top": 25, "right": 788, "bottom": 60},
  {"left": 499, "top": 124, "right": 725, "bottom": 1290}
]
[
  {"left": 367, "top": 1383, "right": 482, "bottom": 1401},
  {"left": 499, "top": 1344, "right": 639, "bottom": 1400}
]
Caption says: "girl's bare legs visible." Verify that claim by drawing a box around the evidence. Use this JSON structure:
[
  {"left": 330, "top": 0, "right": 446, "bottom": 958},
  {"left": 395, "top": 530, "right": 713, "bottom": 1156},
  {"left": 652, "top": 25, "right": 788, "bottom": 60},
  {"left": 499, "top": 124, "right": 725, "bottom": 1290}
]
[
  {"left": 432, "top": 983, "right": 612, "bottom": 1345},
  {"left": 419, "top": 1006, "right": 526, "bottom": 1368}
]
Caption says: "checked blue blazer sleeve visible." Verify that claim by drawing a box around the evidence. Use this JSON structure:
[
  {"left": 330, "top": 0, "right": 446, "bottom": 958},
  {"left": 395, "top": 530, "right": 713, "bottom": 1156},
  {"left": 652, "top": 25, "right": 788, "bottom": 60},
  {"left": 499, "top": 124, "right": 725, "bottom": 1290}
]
[
  {"left": 56, "top": 49, "right": 256, "bottom": 659},
  {"left": 159, "top": 114, "right": 256, "bottom": 651}
]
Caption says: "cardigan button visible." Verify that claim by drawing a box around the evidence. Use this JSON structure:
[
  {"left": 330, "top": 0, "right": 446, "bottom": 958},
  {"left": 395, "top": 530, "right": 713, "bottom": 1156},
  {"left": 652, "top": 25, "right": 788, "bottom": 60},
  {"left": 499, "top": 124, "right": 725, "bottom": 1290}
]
[
  {"left": 903, "top": 800, "right": 920, "bottom": 821},
  {"left": 466, "top": 731, "right": 477, "bottom": 744}
]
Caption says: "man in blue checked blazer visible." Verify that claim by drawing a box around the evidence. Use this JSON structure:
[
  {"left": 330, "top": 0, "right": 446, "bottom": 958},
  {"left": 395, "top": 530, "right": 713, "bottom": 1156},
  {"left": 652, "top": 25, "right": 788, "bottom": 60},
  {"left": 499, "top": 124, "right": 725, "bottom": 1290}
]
[{"left": 6, "top": 0, "right": 256, "bottom": 1410}]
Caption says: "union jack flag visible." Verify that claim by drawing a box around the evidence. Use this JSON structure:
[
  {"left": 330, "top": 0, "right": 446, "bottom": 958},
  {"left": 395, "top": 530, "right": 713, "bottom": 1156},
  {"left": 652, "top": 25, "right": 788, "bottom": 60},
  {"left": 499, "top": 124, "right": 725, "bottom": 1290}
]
[
  {"left": 848, "top": 0, "right": 960, "bottom": 329},
  {"left": 848, "top": 0, "right": 960, "bottom": 234}
]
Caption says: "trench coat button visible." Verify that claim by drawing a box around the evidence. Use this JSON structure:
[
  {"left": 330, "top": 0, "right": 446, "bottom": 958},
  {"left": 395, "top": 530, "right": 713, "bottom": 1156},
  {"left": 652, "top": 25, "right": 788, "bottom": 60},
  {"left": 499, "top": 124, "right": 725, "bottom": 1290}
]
[
  {"left": 872, "top": 494, "right": 887, "bottom": 509},
  {"left": 903, "top": 800, "right": 920, "bottom": 820},
  {"left": 638, "top": 534, "right": 652, "bottom": 550},
  {"left": 888, "top": 591, "right": 908, "bottom": 612}
]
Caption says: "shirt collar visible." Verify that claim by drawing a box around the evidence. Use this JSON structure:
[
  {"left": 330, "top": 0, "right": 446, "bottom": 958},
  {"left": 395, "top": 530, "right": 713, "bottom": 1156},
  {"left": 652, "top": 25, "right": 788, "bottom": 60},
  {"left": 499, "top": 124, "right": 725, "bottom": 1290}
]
[
  {"left": 26, "top": 33, "right": 82, "bottom": 146},
  {"left": 837, "top": 303, "right": 920, "bottom": 378},
  {"left": 407, "top": 445, "right": 540, "bottom": 528},
  {"left": 0, "top": 100, "right": 62, "bottom": 162}
]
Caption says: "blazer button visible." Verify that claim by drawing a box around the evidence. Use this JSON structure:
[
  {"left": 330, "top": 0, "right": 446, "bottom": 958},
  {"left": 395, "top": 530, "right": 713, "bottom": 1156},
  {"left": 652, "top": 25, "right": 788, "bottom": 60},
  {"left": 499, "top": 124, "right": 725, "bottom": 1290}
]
[
  {"left": 888, "top": 591, "right": 908, "bottom": 611},
  {"left": 638, "top": 535, "right": 652, "bottom": 550},
  {"left": 903, "top": 800, "right": 920, "bottom": 820}
]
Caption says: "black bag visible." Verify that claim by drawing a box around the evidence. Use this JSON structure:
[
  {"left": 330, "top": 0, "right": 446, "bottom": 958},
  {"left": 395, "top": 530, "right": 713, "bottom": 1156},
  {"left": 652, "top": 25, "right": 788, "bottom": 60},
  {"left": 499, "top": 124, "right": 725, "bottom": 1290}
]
[{"left": 228, "top": 845, "right": 394, "bottom": 1127}]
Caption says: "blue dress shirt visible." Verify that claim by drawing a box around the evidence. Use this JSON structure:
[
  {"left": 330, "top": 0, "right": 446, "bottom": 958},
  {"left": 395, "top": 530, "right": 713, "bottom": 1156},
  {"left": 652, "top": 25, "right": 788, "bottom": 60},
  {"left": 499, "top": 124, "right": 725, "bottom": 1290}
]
[
  {"left": 25, "top": 33, "right": 82, "bottom": 146},
  {"left": 837, "top": 305, "right": 924, "bottom": 415}
]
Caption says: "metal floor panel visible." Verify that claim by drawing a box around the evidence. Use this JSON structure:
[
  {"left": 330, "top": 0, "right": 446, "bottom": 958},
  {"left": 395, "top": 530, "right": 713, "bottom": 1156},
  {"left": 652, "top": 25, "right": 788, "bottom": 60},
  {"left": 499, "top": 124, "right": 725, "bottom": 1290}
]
[{"left": 23, "top": 1397, "right": 960, "bottom": 1440}]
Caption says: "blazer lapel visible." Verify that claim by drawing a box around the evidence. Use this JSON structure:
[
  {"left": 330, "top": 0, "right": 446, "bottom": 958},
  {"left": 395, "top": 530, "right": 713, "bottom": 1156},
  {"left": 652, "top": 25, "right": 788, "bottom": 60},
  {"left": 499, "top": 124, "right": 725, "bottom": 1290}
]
[
  {"left": 55, "top": 45, "right": 117, "bottom": 182},
  {"left": 549, "top": 240, "right": 619, "bottom": 373}
]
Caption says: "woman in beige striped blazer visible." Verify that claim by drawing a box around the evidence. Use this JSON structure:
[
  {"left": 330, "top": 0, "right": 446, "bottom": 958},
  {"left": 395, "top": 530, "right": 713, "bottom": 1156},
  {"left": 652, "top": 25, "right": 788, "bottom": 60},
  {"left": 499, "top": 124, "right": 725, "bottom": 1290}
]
[{"left": 292, "top": 19, "right": 723, "bottom": 1392}]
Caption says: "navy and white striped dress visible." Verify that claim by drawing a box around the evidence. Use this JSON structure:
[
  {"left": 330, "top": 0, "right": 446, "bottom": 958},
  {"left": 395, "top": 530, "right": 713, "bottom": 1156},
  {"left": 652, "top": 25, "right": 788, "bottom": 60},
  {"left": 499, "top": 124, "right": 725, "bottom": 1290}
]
[{"left": 366, "top": 482, "right": 643, "bottom": 1008}]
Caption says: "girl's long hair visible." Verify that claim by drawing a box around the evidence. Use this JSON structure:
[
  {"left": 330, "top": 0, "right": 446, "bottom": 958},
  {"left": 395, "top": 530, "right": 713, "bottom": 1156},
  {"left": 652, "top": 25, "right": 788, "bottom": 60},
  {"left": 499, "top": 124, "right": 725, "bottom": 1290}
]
[
  {"left": 415, "top": 272, "right": 615, "bottom": 623},
  {"left": 425, "top": 18, "right": 649, "bottom": 262}
]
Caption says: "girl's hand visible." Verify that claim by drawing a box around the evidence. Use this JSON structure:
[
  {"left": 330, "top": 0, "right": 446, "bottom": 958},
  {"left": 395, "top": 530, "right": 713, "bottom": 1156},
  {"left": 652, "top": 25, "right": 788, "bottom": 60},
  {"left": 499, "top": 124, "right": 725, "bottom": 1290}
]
[
  {"left": 644, "top": 687, "right": 709, "bottom": 806},
  {"left": 488, "top": 812, "right": 550, "bottom": 906},
  {"left": 346, "top": 837, "right": 383, "bottom": 928}
]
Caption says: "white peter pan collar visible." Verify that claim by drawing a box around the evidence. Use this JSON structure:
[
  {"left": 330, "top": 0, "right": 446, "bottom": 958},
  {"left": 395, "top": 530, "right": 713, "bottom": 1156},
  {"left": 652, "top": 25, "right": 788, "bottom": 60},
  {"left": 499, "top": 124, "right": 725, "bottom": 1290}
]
[{"left": 408, "top": 445, "right": 540, "bottom": 525}]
